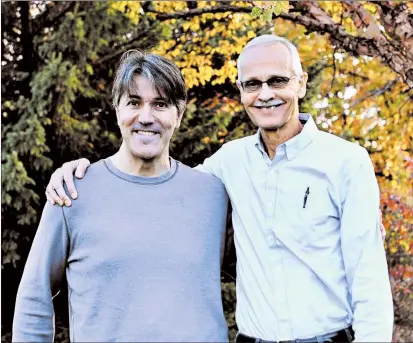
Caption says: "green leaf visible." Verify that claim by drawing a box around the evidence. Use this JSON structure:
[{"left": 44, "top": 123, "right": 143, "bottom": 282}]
[
  {"left": 273, "top": 2, "right": 282, "bottom": 16},
  {"left": 262, "top": 9, "right": 273, "bottom": 22},
  {"left": 161, "top": 23, "right": 172, "bottom": 38},
  {"left": 251, "top": 7, "right": 262, "bottom": 17},
  {"left": 85, "top": 63, "right": 93, "bottom": 75}
]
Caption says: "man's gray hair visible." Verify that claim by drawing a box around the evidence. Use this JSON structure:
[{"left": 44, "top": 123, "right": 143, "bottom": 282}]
[
  {"left": 112, "top": 50, "right": 187, "bottom": 116},
  {"left": 237, "top": 35, "right": 303, "bottom": 80}
]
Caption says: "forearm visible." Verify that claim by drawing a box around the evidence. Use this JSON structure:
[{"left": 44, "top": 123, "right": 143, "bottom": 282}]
[
  {"left": 12, "top": 203, "right": 69, "bottom": 342},
  {"left": 350, "top": 232, "right": 394, "bottom": 341},
  {"left": 12, "top": 286, "right": 55, "bottom": 342}
]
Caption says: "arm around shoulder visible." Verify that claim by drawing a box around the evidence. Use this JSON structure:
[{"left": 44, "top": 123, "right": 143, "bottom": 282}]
[{"left": 194, "top": 145, "right": 226, "bottom": 181}]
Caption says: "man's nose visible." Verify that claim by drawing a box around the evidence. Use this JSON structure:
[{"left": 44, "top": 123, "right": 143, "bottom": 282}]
[
  {"left": 137, "top": 104, "right": 154, "bottom": 124},
  {"left": 257, "top": 83, "right": 275, "bottom": 102}
]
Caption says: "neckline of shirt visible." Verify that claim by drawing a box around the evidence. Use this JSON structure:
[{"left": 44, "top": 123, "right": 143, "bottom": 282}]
[
  {"left": 254, "top": 113, "right": 318, "bottom": 161},
  {"left": 103, "top": 157, "right": 178, "bottom": 185}
]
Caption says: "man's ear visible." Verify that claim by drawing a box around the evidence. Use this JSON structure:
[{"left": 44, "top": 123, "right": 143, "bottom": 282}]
[
  {"left": 176, "top": 107, "right": 185, "bottom": 129},
  {"left": 236, "top": 80, "right": 242, "bottom": 94},
  {"left": 115, "top": 107, "right": 121, "bottom": 127},
  {"left": 298, "top": 72, "right": 308, "bottom": 99}
]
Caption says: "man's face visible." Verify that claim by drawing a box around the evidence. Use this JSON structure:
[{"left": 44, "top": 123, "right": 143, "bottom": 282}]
[
  {"left": 116, "top": 75, "right": 182, "bottom": 161},
  {"left": 237, "top": 43, "right": 307, "bottom": 131}
]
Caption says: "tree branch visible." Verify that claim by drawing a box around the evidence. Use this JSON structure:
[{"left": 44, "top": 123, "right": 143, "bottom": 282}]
[
  {"left": 398, "top": 92, "right": 413, "bottom": 115},
  {"left": 150, "top": 5, "right": 250, "bottom": 20},
  {"left": 326, "top": 47, "right": 337, "bottom": 95},
  {"left": 19, "top": 1, "right": 35, "bottom": 96},
  {"left": 141, "top": 1, "right": 152, "bottom": 13},
  {"left": 350, "top": 77, "right": 400, "bottom": 108},
  {"left": 149, "top": 3, "right": 413, "bottom": 88},
  {"left": 32, "top": 2, "right": 76, "bottom": 36},
  {"left": 374, "top": 2, "right": 413, "bottom": 61},
  {"left": 347, "top": 71, "right": 370, "bottom": 82},
  {"left": 92, "top": 27, "right": 158, "bottom": 66},
  {"left": 341, "top": 1, "right": 383, "bottom": 40},
  {"left": 289, "top": 2, "right": 412, "bottom": 88}
]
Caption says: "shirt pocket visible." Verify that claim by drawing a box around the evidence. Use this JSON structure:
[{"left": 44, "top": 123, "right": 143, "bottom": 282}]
[{"left": 279, "top": 180, "right": 338, "bottom": 245}]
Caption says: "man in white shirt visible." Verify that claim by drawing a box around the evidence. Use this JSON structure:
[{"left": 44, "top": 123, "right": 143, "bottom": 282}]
[{"left": 45, "top": 35, "right": 393, "bottom": 342}]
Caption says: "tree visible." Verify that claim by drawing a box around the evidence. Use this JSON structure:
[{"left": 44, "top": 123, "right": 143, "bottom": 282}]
[{"left": 2, "top": 1, "right": 412, "bottom": 341}]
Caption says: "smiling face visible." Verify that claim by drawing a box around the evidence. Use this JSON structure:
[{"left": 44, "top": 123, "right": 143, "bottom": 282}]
[
  {"left": 237, "top": 43, "right": 308, "bottom": 132},
  {"left": 116, "top": 74, "right": 182, "bottom": 161}
]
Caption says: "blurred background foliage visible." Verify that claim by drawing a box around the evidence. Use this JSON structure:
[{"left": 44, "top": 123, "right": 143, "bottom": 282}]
[{"left": 1, "top": 1, "right": 412, "bottom": 341}]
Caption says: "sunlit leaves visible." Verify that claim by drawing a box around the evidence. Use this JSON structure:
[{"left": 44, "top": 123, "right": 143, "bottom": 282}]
[
  {"left": 251, "top": 1, "right": 289, "bottom": 22},
  {"left": 108, "top": 1, "right": 141, "bottom": 23},
  {"left": 2, "top": 1, "right": 412, "bottom": 339}
]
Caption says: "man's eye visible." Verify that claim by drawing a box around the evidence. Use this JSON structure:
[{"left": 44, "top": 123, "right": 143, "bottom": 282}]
[
  {"left": 268, "top": 77, "right": 289, "bottom": 85},
  {"left": 154, "top": 102, "right": 168, "bottom": 109},
  {"left": 127, "top": 100, "right": 140, "bottom": 106},
  {"left": 244, "top": 81, "right": 260, "bottom": 88}
]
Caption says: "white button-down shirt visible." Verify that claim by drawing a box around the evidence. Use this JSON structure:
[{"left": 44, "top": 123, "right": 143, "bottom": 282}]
[{"left": 196, "top": 113, "right": 393, "bottom": 342}]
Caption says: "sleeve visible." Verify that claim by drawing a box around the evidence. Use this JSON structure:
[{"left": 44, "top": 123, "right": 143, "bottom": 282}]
[
  {"left": 340, "top": 148, "right": 394, "bottom": 342},
  {"left": 12, "top": 202, "right": 69, "bottom": 342},
  {"left": 193, "top": 146, "right": 226, "bottom": 181}
]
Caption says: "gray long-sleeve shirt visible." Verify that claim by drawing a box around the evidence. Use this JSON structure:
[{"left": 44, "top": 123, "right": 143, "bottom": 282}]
[{"left": 13, "top": 158, "right": 229, "bottom": 342}]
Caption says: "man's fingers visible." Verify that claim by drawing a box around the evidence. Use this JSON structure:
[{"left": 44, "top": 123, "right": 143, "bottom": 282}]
[
  {"left": 75, "top": 158, "right": 91, "bottom": 179},
  {"left": 45, "top": 184, "right": 58, "bottom": 205},
  {"left": 49, "top": 168, "right": 70, "bottom": 206},
  {"left": 44, "top": 158, "right": 89, "bottom": 206},
  {"left": 53, "top": 185, "right": 72, "bottom": 207},
  {"left": 63, "top": 171, "right": 77, "bottom": 200},
  {"left": 62, "top": 161, "right": 79, "bottom": 199},
  {"left": 45, "top": 169, "right": 63, "bottom": 205},
  {"left": 47, "top": 158, "right": 89, "bottom": 204}
]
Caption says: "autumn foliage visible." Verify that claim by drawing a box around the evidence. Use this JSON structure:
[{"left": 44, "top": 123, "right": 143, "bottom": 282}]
[{"left": 1, "top": 1, "right": 412, "bottom": 341}]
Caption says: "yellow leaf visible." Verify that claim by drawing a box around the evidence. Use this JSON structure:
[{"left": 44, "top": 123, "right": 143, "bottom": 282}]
[{"left": 247, "top": 31, "right": 255, "bottom": 39}]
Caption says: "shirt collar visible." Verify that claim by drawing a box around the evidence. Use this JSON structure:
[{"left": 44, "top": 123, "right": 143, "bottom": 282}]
[{"left": 254, "top": 113, "right": 318, "bottom": 161}]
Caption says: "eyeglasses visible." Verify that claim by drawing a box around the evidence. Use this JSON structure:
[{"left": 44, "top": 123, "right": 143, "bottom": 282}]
[{"left": 240, "top": 75, "right": 297, "bottom": 93}]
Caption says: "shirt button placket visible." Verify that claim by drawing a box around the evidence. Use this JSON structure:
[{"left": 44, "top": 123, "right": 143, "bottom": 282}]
[
  {"left": 274, "top": 263, "right": 291, "bottom": 339},
  {"left": 266, "top": 168, "right": 278, "bottom": 242},
  {"left": 273, "top": 218, "right": 291, "bottom": 339}
]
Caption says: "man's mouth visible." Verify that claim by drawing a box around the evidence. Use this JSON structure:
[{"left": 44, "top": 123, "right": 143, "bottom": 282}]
[
  {"left": 132, "top": 130, "right": 159, "bottom": 136},
  {"left": 254, "top": 102, "right": 285, "bottom": 110}
]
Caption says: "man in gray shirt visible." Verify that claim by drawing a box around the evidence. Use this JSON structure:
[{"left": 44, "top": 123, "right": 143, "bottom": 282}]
[{"left": 12, "top": 51, "right": 229, "bottom": 342}]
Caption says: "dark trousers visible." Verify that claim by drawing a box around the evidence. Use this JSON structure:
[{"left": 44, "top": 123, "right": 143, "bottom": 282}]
[{"left": 235, "top": 326, "right": 354, "bottom": 343}]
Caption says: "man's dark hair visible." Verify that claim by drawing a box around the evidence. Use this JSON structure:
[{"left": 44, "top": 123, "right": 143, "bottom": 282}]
[{"left": 112, "top": 50, "right": 187, "bottom": 115}]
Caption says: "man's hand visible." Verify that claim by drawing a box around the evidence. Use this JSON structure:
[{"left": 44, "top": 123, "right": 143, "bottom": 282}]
[{"left": 45, "top": 158, "right": 91, "bottom": 206}]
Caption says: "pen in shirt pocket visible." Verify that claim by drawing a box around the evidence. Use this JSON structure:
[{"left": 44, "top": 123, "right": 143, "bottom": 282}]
[{"left": 303, "top": 187, "right": 310, "bottom": 208}]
